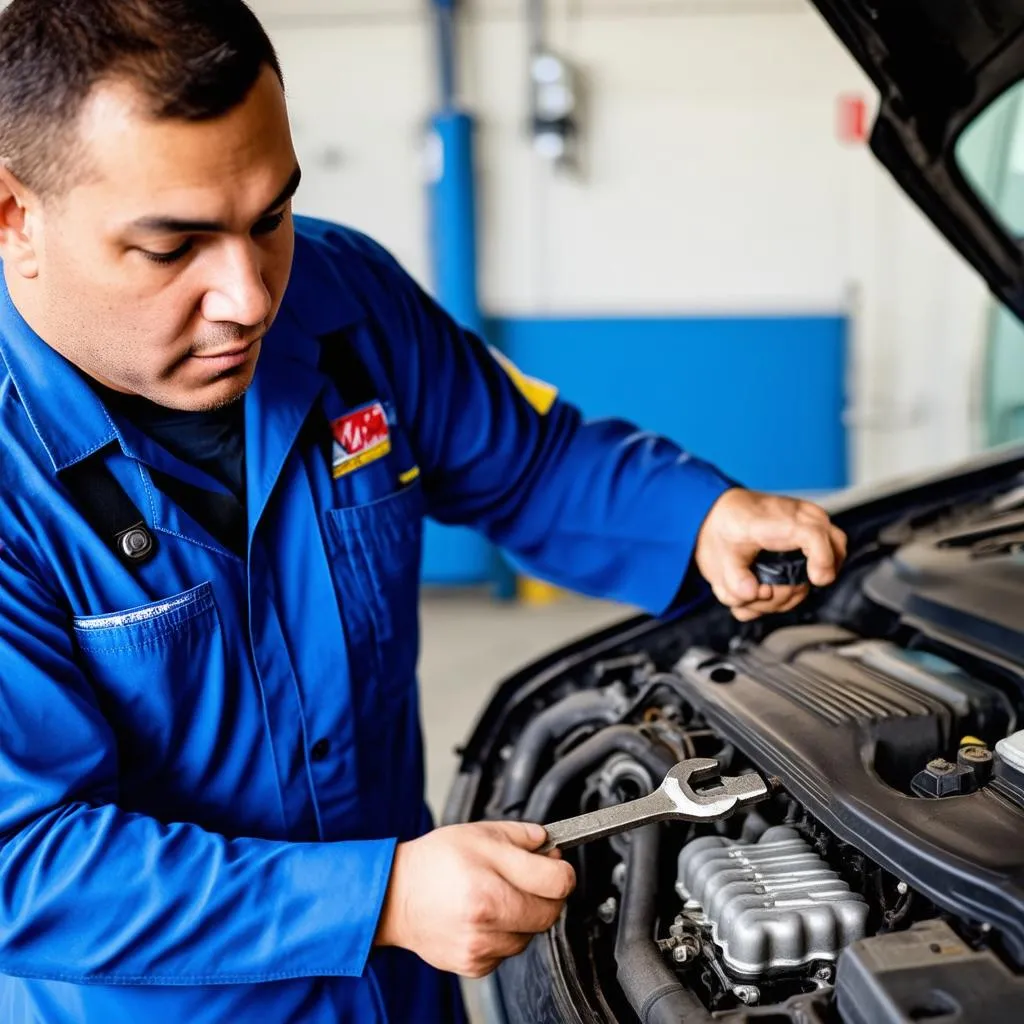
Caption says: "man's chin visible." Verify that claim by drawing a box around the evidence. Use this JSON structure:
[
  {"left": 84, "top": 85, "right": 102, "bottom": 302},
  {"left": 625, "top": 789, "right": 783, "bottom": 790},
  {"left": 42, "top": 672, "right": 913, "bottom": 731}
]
[
  {"left": 163, "top": 364, "right": 256, "bottom": 413},
  {"left": 195, "top": 374, "right": 255, "bottom": 412}
]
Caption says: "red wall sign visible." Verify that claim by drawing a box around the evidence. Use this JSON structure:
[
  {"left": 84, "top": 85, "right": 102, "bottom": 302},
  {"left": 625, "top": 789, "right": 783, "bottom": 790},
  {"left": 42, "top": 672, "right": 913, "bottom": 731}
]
[{"left": 837, "top": 94, "right": 868, "bottom": 144}]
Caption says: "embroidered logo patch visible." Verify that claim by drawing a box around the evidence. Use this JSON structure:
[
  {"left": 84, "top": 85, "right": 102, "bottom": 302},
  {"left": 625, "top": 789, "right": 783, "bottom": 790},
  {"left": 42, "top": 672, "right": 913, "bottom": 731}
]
[{"left": 331, "top": 402, "right": 392, "bottom": 479}]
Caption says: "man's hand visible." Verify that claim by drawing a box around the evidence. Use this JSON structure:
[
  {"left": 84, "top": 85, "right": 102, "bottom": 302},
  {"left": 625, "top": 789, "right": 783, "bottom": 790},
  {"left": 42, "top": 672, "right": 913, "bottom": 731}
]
[
  {"left": 375, "top": 821, "right": 575, "bottom": 979},
  {"left": 695, "top": 488, "right": 847, "bottom": 622}
]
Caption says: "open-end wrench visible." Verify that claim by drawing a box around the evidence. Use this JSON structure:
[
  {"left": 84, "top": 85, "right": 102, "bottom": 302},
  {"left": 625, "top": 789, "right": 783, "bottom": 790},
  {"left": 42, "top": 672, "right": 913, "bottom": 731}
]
[{"left": 538, "top": 758, "right": 771, "bottom": 853}]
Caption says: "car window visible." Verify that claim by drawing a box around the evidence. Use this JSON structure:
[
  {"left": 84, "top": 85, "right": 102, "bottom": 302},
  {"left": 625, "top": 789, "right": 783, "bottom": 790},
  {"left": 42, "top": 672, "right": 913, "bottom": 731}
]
[{"left": 956, "top": 82, "right": 1024, "bottom": 448}]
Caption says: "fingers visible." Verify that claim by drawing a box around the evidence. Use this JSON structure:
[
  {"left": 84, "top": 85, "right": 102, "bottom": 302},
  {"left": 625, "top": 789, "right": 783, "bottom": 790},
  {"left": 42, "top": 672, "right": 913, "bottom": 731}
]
[
  {"left": 483, "top": 820, "right": 576, "bottom": 900},
  {"left": 480, "top": 820, "right": 577, "bottom": 894},
  {"left": 472, "top": 822, "right": 575, "bottom": 933},
  {"left": 790, "top": 512, "right": 840, "bottom": 588},
  {"left": 730, "top": 585, "right": 810, "bottom": 621},
  {"left": 830, "top": 524, "right": 848, "bottom": 564},
  {"left": 462, "top": 934, "right": 534, "bottom": 979},
  {"left": 493, "top": 836, "right": 577, "bottom": 901},
  {"left": 482, "top": 883, "right": 565, "bottom": 936},
  {"left": 462, "top": 861, "right": 566, "bottom": 936}
]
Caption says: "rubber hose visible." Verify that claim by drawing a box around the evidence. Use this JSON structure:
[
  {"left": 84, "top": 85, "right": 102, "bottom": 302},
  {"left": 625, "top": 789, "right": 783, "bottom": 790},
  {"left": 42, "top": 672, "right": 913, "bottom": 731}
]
[
  {"left": 522, "top": 725, "right": 676, "bottom": 824},
  {"left": 615, "top": 824, "right": 713, "bottom": 1024},
  {"left": 500, "top": 690, "right": 622, "bottom": 814}
]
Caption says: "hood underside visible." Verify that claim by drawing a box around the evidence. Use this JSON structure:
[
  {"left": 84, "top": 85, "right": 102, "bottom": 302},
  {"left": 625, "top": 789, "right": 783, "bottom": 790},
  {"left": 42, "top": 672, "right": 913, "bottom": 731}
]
[{"left": 810, "top": 0, "right": 1024, "bottom": 319}]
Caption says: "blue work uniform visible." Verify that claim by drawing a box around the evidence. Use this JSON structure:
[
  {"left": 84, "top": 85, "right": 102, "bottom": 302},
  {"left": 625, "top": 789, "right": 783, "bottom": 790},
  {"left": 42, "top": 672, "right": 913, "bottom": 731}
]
[{"left": 0, "top": 217, "right": 734, "bottom": 1023}]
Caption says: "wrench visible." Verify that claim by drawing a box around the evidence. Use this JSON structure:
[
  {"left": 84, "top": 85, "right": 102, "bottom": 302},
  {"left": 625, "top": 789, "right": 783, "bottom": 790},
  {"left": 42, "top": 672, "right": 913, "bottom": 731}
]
[{"left": 538, "top": 758, "right": 771, "bottom": 853}]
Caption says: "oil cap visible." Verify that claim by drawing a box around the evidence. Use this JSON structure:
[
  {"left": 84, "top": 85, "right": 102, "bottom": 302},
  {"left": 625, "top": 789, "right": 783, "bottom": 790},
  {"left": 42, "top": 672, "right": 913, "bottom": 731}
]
[
  {"left": 957, "top": 744, "right": 993, "bottom": 784},
  {"left": 753, "top": 550, "right": 810, "bottom": 587}
]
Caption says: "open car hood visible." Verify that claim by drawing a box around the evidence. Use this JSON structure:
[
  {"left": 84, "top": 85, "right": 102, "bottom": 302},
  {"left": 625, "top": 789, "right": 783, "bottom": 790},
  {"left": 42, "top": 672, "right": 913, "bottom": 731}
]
[{"left": 811, "top": 0, "right": 1024, "bottom": 319}]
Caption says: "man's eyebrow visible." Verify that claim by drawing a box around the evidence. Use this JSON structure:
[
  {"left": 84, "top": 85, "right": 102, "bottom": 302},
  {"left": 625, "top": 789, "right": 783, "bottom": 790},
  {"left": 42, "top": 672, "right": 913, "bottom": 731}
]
[{"left": 128, "top": 166, "right": 303, "bottom": 235}]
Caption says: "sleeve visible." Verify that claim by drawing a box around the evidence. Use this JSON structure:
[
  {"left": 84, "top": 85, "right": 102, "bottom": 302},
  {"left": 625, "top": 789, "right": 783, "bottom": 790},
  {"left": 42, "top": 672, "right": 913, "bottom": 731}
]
[
  {"left": 351, "top": 238, "right": 738, "bottom": 615},
  {"left": 0, "top": 543, "right": 395, "bottom": 985}
]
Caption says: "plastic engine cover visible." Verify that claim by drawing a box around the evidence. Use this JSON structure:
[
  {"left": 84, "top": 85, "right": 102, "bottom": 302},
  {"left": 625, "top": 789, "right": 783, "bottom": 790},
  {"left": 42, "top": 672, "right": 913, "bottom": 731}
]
[{"left": 676, "top": 826, "right": 869, "bottom": 976}]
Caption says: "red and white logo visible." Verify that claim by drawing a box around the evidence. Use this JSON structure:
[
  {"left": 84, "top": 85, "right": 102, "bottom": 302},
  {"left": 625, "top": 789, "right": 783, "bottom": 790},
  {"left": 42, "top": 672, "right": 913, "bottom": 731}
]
[{"left": 331, "top": 402, "right": 392, "bottom": 479}]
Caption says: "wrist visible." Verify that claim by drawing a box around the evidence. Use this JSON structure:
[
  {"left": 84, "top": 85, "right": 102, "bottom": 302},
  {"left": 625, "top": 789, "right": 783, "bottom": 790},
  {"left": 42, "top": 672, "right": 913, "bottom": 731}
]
[
  {"left": 373, "top": 842, "right": 408, "bottom": 949},
  {"left": 696, "top": 485, "right": 743, "bottom": 548}
]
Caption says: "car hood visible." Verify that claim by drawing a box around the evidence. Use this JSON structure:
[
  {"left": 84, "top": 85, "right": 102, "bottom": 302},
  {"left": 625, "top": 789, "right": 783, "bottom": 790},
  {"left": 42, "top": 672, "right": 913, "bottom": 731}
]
[{"left": 811, "top": 0, "right": 1024, "bottom": 319}]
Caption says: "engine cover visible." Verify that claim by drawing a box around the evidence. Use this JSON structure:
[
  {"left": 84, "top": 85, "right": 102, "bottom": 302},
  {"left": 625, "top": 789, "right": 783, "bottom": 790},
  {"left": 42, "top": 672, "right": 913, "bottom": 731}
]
[
  {"left": 676, "top": 826, "right": 868, "bottom": 976},
  {"left": 865, "top": 510, "right": 1024, "bottom": 666}
]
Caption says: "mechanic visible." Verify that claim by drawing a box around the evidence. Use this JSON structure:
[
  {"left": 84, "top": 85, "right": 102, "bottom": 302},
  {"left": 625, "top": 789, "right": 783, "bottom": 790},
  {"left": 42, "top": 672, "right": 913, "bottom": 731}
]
[{"left": 0, "top": 1, "right": 847, "bottom": 1022}]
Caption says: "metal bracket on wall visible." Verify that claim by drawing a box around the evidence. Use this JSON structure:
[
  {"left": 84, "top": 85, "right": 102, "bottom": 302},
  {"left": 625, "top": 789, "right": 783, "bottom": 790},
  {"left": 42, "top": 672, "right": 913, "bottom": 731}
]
[{"left": 527, "top": 0, "right": 582, "bottom": 170}]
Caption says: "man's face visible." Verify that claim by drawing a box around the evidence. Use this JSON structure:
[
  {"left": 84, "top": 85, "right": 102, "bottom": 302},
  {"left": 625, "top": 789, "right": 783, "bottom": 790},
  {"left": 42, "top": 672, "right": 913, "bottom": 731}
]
[{"left": 7, "top": 66, "right": 299, "bottom": 412}]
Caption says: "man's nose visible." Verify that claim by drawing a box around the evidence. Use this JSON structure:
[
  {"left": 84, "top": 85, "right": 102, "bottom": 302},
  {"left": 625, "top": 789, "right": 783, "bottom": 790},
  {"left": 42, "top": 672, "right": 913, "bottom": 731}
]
[{"left": 201, "top": 241, "right": 273, "bottom": 327}]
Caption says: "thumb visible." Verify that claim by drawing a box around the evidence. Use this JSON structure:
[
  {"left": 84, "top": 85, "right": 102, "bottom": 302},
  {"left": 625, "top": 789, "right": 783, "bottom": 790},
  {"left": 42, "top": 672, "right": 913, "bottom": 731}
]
[
  {"left": 723, "top": 550, "right": 760, "bottom": 603},
  {"left": 488, "top": 820, "right": 548, "bottom": 851}
]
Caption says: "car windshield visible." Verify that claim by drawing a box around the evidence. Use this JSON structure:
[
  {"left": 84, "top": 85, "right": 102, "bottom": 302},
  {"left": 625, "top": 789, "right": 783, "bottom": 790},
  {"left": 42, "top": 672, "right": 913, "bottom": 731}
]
[{"left": 957, "top": 81, "right": 1024, "bottom": 449}]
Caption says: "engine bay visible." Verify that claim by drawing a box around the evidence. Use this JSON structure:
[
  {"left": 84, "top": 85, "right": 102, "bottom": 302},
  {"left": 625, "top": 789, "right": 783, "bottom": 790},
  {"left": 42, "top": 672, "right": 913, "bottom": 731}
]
[{"left": 443, "top": 456, "right": 1024, "bottom": 1023}]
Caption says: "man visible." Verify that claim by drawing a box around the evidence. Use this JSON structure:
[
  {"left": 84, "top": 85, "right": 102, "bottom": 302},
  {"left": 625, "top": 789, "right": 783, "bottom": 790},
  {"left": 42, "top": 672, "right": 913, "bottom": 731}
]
[{"left": 0, "top": 1, "right": 846, "bottom": 1021}]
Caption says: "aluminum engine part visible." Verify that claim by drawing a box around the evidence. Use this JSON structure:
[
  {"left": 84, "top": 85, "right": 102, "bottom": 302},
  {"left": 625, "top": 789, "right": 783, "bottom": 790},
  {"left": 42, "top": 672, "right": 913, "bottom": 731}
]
[{"left": 676, "top": 825, "right": 868, "bottom": 976}]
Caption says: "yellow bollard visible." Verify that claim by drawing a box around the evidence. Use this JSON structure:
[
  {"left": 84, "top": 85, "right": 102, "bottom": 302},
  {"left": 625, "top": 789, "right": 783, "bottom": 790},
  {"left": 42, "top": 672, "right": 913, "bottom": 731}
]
[{"left": 517, "top": 576, "right": 564, "bottom": 607}]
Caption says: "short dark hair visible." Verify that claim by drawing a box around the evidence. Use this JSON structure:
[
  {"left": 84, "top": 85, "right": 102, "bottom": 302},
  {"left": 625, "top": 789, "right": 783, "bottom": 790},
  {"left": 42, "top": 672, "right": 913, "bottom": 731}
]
[{"left": 0, "top": 0, "right": 283, "bottom": 196}]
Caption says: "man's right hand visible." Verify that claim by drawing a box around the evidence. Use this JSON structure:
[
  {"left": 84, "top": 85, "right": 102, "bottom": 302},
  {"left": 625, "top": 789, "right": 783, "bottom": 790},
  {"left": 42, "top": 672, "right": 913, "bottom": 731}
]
[{"left": 374, "top": 821, "right": 576, "bottom": 978}]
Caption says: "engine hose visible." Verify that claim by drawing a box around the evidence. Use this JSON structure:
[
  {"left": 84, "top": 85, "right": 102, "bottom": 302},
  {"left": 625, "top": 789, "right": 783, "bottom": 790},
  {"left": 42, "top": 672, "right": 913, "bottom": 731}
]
[
  {"left": 499, "top": 690, "right": 624, "bottom": 814},
  {"left": 615, "top": 824, "right": 713, "bottom": 1024},
  {"left": 522, "top": 725, "right": 676, "bottom": 824}
]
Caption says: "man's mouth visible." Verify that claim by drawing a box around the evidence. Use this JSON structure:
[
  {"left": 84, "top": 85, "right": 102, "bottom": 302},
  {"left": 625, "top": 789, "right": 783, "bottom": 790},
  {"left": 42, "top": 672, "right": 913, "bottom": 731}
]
[{"left": 191, "top": 337, "right": 262, "bottom": 369}]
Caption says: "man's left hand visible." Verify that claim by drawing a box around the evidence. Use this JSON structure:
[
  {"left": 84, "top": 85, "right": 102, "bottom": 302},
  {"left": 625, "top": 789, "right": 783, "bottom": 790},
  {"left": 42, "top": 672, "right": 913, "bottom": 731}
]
[{"left": 695, "top": 488, "right": 847, "bottom": 622}]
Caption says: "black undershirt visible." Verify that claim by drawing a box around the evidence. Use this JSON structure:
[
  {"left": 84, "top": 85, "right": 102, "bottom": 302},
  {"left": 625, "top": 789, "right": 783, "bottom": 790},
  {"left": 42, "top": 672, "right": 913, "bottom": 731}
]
[
  {"left": 91, "top": 382, "right": 247, "bottom": 503},
  {"left": 89, "top": 381, "right": 249, "bottom": 555}
]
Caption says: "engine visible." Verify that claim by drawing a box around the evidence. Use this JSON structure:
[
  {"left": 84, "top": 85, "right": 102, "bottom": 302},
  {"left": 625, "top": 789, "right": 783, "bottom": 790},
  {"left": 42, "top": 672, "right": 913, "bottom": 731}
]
[
  {"left": 468, "top": 617, "right": 1024, "bottom": 1021},
  {"left": 444, "top": 465, "right": 1024, "bottom": 1022}
]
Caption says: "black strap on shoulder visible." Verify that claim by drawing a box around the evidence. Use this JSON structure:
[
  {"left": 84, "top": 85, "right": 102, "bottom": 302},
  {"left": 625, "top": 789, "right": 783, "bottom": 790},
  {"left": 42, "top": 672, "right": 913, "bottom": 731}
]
[
  {"left": 61, "top": 450, "right": 158, "bottom": 568},
  {"left": 318, "top": 329, "right": 379, "bottom": 408}
]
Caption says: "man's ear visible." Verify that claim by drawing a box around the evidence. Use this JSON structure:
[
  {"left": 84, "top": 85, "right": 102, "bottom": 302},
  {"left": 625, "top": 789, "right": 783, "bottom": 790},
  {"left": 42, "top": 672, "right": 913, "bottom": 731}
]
[{"left": 0, "top": 165, "right": 39, "bottom": 279}]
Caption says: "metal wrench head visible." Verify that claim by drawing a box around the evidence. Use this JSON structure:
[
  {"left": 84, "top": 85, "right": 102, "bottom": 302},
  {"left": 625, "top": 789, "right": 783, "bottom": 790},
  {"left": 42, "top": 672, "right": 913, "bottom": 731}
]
[{"left": 660, "top": 758, "right": 770, "bottom": 821}]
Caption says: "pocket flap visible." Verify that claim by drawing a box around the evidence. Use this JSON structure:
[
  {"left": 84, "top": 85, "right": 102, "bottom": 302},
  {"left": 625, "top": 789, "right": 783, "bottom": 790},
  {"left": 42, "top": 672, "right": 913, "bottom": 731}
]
[{"left": 74, "top": 582, "right": 216, "bottom": 651}]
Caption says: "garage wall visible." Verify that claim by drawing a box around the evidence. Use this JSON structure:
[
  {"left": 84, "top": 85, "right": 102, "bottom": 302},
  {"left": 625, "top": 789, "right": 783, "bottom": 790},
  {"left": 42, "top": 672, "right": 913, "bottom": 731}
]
[{"left": 250, "top": 0, "right": 990, "bottom": 496}]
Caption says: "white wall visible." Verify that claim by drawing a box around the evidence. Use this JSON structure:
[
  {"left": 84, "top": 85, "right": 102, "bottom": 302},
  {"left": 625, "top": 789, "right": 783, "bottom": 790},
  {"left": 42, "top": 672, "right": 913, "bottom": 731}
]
[{"left": 0, "top": 3, "right": 934, "bottom": 483}]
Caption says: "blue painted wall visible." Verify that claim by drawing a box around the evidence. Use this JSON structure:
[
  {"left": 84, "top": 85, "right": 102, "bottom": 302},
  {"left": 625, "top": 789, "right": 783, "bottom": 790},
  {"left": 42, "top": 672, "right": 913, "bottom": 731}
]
[{"left": 420, "top": 314, "right": 848, "bottom": 585}]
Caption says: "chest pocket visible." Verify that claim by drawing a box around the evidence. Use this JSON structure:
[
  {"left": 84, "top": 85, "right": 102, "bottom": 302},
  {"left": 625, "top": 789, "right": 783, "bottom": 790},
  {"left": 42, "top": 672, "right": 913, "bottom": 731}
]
[
  {"left": 72, "top": 583, "right": 224, "bottom": 779},
  {"left": 322, "top": 482, "right": 425, "bottom": 706}
]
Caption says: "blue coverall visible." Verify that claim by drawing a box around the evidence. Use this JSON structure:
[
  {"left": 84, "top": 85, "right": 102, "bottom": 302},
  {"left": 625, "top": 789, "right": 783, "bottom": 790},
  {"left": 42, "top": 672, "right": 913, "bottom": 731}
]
[{"left": 0, "top": 218, "right": 734, "bottom": 1022}]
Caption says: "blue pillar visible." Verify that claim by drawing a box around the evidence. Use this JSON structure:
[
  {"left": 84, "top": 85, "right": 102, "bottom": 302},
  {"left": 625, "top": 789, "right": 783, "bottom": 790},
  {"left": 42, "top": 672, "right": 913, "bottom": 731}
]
[
  {"left": 428, "top": 111, "right": 482, "bottom": 336},
  {"left": 424, "top": 3, "right": 516, "bottom": 598}
]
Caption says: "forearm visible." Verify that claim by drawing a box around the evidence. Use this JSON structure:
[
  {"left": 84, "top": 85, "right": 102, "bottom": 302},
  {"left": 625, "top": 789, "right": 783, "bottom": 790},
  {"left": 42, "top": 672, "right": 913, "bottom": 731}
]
[{"left": 465, "top": 410, "right": 736, "bottom": 614}]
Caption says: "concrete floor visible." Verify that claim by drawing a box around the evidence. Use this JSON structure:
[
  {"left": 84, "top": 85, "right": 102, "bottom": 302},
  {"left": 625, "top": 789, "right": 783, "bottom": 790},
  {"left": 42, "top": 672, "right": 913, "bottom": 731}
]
[
  {"left": 416, "top": 591, "right": 634, "bottom": 1023},
  {"left": 418, "top": 590, "right": 633, "bottom": 817}
]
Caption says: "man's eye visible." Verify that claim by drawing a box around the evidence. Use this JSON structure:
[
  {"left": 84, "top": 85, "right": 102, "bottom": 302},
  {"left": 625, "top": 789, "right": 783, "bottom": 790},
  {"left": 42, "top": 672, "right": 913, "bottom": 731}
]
[
  {"left": 137, "top": 212, "right": 285, "bottom": 264},
  {"left": 142, "top": 241, "right": 193, "bottom": 265},
  {"left": 253, "top": 210, "right": 287, "bottom": 237}
]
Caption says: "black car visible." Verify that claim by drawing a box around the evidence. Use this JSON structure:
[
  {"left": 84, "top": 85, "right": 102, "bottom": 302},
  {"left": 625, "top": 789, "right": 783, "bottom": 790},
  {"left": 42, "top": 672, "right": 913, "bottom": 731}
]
[{"left": 444, "top": 3, "right": 1024, "bottom": 1022}]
